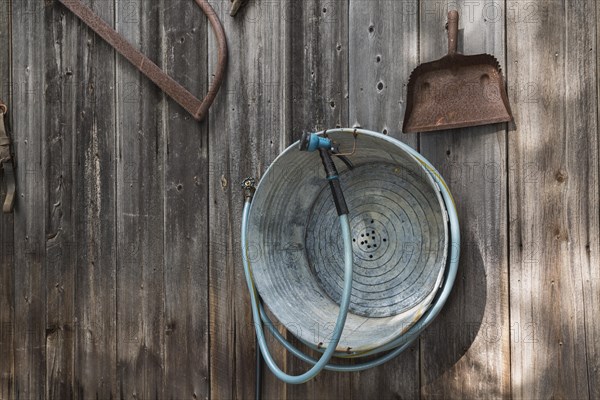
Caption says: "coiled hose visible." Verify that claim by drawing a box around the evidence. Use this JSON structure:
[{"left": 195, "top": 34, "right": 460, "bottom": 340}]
[
  {"left": 242, "top": 205, "right": 354, "bottom": 384},
  {"left": 241, "top": 128, "right": 460, "bottom": 384}
]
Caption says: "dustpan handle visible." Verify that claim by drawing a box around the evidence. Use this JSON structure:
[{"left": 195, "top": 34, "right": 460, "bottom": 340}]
[{"left": 447, "top": 10, "right": 459, "bottom": 55}]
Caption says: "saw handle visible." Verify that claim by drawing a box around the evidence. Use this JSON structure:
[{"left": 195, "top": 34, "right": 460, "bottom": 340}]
[{"left": 447, "top": 10, "right": 459, "bottom": 55}]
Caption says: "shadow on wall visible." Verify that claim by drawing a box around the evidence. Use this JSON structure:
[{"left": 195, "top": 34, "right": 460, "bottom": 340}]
[{"left": 420, "top": 223, "right": 488, "bottom": 389}]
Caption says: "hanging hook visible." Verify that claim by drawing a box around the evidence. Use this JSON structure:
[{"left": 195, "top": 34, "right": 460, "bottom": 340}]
[
  {"left": 230, "top": 0, "right": 249, "bottom": 16},
  {"left": 332, "top": 129, "right": 358, "bottom": 157}
]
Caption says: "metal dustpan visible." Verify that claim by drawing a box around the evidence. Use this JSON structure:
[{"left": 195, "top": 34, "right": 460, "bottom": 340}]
[{"left": 403, "top": 11, "right": 513, "bottom": 133}]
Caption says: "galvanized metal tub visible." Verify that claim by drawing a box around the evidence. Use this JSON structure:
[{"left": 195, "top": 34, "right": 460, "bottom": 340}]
[{"left": 247, "top": 129, "right": 450, "bottom": 353}]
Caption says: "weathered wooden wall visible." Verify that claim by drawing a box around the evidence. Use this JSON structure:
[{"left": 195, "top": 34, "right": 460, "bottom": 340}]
[{"left": 0, "top": 0, "right": 598, "bottom": 399}]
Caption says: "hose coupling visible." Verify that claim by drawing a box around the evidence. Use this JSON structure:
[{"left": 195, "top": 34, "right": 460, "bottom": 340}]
[{"left": 242, "top": 177, "right": 257, "bottom": 202}]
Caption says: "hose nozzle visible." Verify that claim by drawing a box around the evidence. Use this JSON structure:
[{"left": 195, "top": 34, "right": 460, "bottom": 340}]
[{"left": 299, "top": 132, "right": 332, "bottom": 152}]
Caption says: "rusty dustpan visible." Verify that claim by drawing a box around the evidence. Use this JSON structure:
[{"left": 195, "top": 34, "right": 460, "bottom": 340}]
[{"left": 403, "top": 10, "right": 513, "bottom": 133}]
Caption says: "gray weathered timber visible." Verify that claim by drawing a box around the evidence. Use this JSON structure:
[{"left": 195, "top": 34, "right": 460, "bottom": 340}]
[
  {"left": 207, "top": 1, "right": 290, "bottom": 398},
  {"left": 419, "top": 1, "right": 510, "bottom": 398},
  {"left": 0, "top": 0, "right": 13, "bottom": 397},
  {"left": 1, "top": 0, "right": 599, "bottom": 398},
  {"left": 289, "top": 0, "right": 349, "bottom": 136},
  {"left": 161, "top": 0, "right": 210, "bottom": 398},
  {"left": 45, "top": 3, "right": 78, "bottom": 398},
  {"left": 349, "top": 0, "right": 419, "bottom": 143},
  {"left": 592, "top": 2, "right": 600, "bottom": 399},
  {"left": 508, "top": 0, "right": 599, "bottom": 398},
  {"left": 349, "top": 1, "right": 421, "bottom": 398},
  {"left": 115, "top": 0, "right": 165, "bottom": 398},
  {"left": 70, "top": 0, "right": 119, "bottom": 397},
  {"left": 12, "top": 0, "right": 47, "bottom": 398}
]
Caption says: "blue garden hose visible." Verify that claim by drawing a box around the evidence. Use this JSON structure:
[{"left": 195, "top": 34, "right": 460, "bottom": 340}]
[
  {"left": 242, "top": 202, "right": 354, "bottom": 384},
  {"left": 241, "top": 128, "right": 460, "bottom": 383}
]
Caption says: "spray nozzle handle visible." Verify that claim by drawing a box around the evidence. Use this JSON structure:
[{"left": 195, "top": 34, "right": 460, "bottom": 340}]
[{"left": 299, "top": 132, "right": 332, "bottom": 152}]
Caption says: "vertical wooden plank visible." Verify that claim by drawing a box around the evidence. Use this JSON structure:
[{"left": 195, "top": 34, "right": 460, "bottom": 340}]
[
  {"left": 591, "top": 1, "right": 600, "bottom": 398},
  {"left": 419, "top": 1, "right": 510, "bottom": 398},
  {"left": 0, "top": 215, "right": 14, "bottom": 400},
  {"left": 508, "top": 0, "right": 598, "bottom": 398},
  {"left": 0, "top": 0, "right": 13, "bottom": 397},
  {"left": 286, "top": 0, "right": 351, "bottom": 398},
  {"left": 290, "top": 0, "right": 348, "bottom": 135},
  {"left": 12, "top": 0, "right": 47, "bottom": 398},
  {"left": 115, "top": 0, "right": 165, "bottom": 398},
  {"left": 348, "top": 0, "right": 420, "bottom": 397},
  {"left": 69, "top": 0, "right": 118, "bottom": 397},
  {"left": 160, "top": 0, "right": 210, "bottom": 398},
  {"left": 349, "top": 0, "right": 419, "bottom": 145},
  {"left": 44, "top": 2, "right": 78, "bottom": 397},
  {"left": 208, "top": 0, "right": 290, "bottom": 398}
]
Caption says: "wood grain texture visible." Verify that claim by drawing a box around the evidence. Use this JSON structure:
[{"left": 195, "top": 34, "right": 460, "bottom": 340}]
[
  {"left": 207, "top": 1, "right": 291, "bottom": 398},
  {"left": 419, "top": 1, "right": 510, "bottom": 398},
  {"left": 591, "top": 1, "right": 600, "bottom": 398},
  {"left": 348, "top": 1, "right": 420, "bottom": 398},
  {"left": 508, "top": 0, "right": 599, "bottom": 398},
  {"left": 160, "top": 0, "right": 210, "bottom": 398},
  {"left": 70, "top": 0, "right": 118, "bottom": 397},
  {"left": 44, "top": 3, "right": 78, "bottom": 398},
  {"left": 115, "top": 0, "right": 165, "bottom": 398},
  {"left": 289, "top": 0, "right": 348, "bottom": 136},
  {"left": 0, "top": 0, "right": 13, "bottom": 397},
  {"left": 1, "top": 0, "right": 600, "bottom": 398},
  {"left": 285, "top": 1, "right": 351, "bottom": 399},
  {"left": 349, "top": 0, "right": 419, "bottom": 144},
  {"left": 12, "top": 0, "right": 47, "bottom": 398}
]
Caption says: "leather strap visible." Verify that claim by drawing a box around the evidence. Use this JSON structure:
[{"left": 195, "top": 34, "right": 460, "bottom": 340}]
[
  {"left": 0, "top": 102, "right": 15, "bottom": 213},
  {"left": 57, "top": 0, "right": 228, "bottom": 122}
]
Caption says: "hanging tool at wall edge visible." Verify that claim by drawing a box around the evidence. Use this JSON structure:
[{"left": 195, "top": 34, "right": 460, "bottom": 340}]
[{"left": 0, "top": 101, "right": 15, "bottom": 213}]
